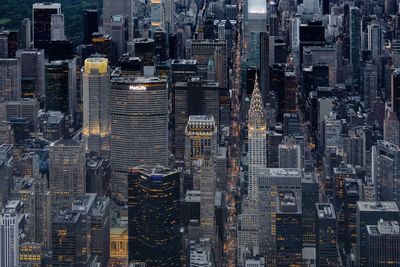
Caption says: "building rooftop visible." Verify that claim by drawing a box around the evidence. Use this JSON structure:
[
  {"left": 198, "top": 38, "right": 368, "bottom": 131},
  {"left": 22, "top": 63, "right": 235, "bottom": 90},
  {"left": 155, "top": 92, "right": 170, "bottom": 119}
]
[
  {"left": 259, "top": 168, "right": 302, "bottom": 177},
  {"left": 45, "top": 111, "right": 64, "bottom": 124},
  {"left": 71, "top": 193, "right": 97, "bottom": 214},
  {"left": 276, "top": 191, "right": 301, "bottom": 214},
  {"left": 171, "top": 59, "right": 197, "bottom": 65},
  {"left": 53, "top": 211, "right": 81, "bottom": 224},
  {"left": 377, "top": 140, "right": 400, "bottom": 151},
  {"left": 51, "top": 139, "right": 82, "bottom": 147},
  {"left": 316, "top": 203, "right": 336, "bottom": 220},
  {"left": 132, "top": 38, "right": 154, "bottom": 43},
  {"left": 110, "top": 76, "right": 166, "bottom": 84},
  {"left": 357, "top": 201, "right": 399, "bottom": 212},
  {"left": 367, "top": 220, "right": 400, "bottom": 236},
  {"left": 33, "top": 2, "right": 61, "bottom": 8},
  {"left": 129, "top": 165, "right": 178, "bottom": 178}
]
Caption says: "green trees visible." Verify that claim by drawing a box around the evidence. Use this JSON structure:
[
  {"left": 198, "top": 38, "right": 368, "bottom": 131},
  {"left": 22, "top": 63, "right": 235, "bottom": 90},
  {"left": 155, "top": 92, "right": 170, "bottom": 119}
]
[{"left": 0, "top": 0, "right": 102, "bottom": 44}]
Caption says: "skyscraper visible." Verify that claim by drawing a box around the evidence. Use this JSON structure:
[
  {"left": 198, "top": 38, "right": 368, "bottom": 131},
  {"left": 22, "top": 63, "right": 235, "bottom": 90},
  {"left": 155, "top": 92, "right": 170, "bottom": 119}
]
[
  {"left": 0, "top": 201, "right": 22, "bottom": 267},
  {"left": 184, "top": 115, "right": 218, "bottom": 170},
  {"left": 82, "top": 58, "right": 110, "bottom": 158},
  {"left": 349, "top": 7, "right": 360, "bottom": 86},
  {"left": 356, "top": 201, "right": 400, "bottom": 266},
  {"left": 188, "top": 40, "right": 228, "bottom": 88},
  {"left": 0, "top": 59, "right": 21, "bottom": 101},
  {"left": 366, "top": 220, "right": 400, "bottom": 266},
  {"left": 199, "top": 151, "right": 217, "bottom": 242},
  {"left": 32, "top": 2, "right": 61, "bottom": 50},
  {"left": 258, "top": 168, "right": 303, "bottom": 264},
  {"left": 83, "top": 9, "right": 98, "bottom": 45},
  {"left": 392, "top": 68, "right": 400, "bottom": 120},
  {"left": 275, "top": 191, "right": 303, "bottom": 266},
  {"left": 367, "top": 24, "right": 382, "bottom": 62},
  {"left": 16, "top": 49, "right": 45, "bottom": 98},
  {"left": 44, "top": 59, "right": 77, "bottom": 118},
  {"left": 20, "top": 18, "right": 31, "bottom": 49},
  {"left": 51, "top": 211, "right": 86, "bottom": 266},
  {"left": 110, "top": 76, "right": 168, "bottom": 202},
  {"left": 278, "top": 139, "right": 302, "bottom": 168},
  {"left": 316, "top": 203, "right": 338, "bottom": 266},
  {"left": 50, "top": 14, "right": 65, "bottom": 41},
  {"left": 247, "top": 75, "right": 266, "bottom": 200},
  {"left": 302, "top": 173, "right": 319, "bottom": 247},
  {"left": 174, "top": 77, "right": 219, "bottom": 160},
  {"left": 49, "top": 139, "right": 86, "bottom": 212},
  {"left": 128, "top": 166, "right": 181, "bottom": 267},
  {"left": 102, "top": 0, "right": 132, "bottom": 40},
  {"left": 384, "top": 111, "right": 400, "bottom": 145},
  {"left": 375, "top": 140, "right": 400, "bottom": 207},
  {"left": 110, "top": 15, "right": 128, "bottom": 60}
]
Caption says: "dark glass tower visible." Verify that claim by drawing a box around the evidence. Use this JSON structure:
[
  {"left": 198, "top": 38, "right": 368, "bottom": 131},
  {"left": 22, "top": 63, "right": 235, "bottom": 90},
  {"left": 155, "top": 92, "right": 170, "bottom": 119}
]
[
  {"left": 128, "top": 166, "right": 181, "bottom": 267},
  {"left": 45, "top": 61, "right": 69, "bottom": 114},
  {"left": 83, "top": 9, "right": 99, "bottom": 45},
  {"left": 32, "top": 3, "right": 61, "bottom": 51}
]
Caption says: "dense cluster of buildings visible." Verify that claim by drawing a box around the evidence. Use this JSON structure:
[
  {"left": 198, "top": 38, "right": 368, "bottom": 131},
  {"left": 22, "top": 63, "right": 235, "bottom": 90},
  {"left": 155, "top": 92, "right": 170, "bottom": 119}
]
[{"left": 0, "top": 0, "right": 400, "bottom": 266}]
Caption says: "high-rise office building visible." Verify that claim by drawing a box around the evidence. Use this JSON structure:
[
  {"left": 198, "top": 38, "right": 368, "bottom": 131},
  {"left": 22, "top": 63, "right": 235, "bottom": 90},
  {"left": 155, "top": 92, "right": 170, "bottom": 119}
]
[
  {"left": 367, "top": 24, "right": 382, "bottom": 62},
  {"left": 171, "top": 59, "right": 197, "bottom": 84},
  {"left": 20, "top": 18, "right": 31, "bottom": 49},
  {"left": 83, "top": 9, "right": 98, "bottom": 45},
  {"left": 343, "top": 179, "right": 360, "bottom": 251},
  {"left": 260, "top": 31, "right": 270, "bottom": 99},
  {"left": 91, "top": 196, "right": 111, "bottom": 266},
  {"left": 50, "top": 14, "right": 65, "bottom": 41},
  {"left": 0, "top": 59, "right": 21, "bottom": 101},
  {"left": 0, "top": 31, "right": 17, "bottom": 58},
  {"left": 302, "top": 173, "right": 319, "bottom": 247},
  {"left": 375, "top": 140, "right": 400, "bottom": 207},
  {"left": 248, "top": 76, "right": 266, "bottom": 200},
  {"left": 82, "top": 58, "right": 110, "bottom": 158},
  {"left": 384, "top": 111, "right": 400, "bottom": 146},
  {"left": 275, "top": 191, "right": 302, "bottom": 266},
  {"left": 110, "top": 15, "right": 128, "bottom": 60},
  {"left": 188, "top": 40, "right": 227, "bottom": 88},
  {"left": 44, "top": 59, "right": 77, "bottom": 118},
  {"left": 51, "top": 211, "right": 86, "bottom": 266},
  {"left": 6, "top": 98, "right": 40, "bottom": 131},
  {"left": 184, "top": 115, "right": 218, "bottom": 170},
  {"left": 199, "top": 152, "right": 217, "bottom": 241},
  {"left": 91, "top": 33, "right": 118, "bottom": 66},
  {"left": 188, "top": 238, "right": 215, "bottom": 267},
  {"left": 49, "top": 139, "right": 86, "bottom": 212},
  {"left": 102, "top": 0, "right": 132, "bottom": 40},
  {"left": 150, "top": 0, "right": 162, "bottom": 29},
  {"left": 356, "top": 201, "right": 400, "bottom": 266},
  {"left": 175, "top": 77, "right": 219, "bottom": 161},
  {"left": 349, "top": 7, "right": 361, "bottom": 86},
  {"left": 16, "top": 49, "right": 45, "bottom": 98},
  {"left": 41, "top": 110, "right": 65, "bottom": 141},
  {"left": 245, "top": 0, "right": 267, "bottom": 35},
  {"left": 258, "top": 168, "right": 303, "bottom": 265},
  {"left": 32, "top": 2, "right": 61, "bottom": 50},
  {"left": 154, "top": 28, "right": 168, "bottom": 62},
  {"left": 110, "top": 76, "right": 168, "bottom": 202},
  {"left": 32, "top": 176, "right": 51, "bottom": 250},
  {"left": 333, "top": 163, "right": 356, "bottom": 209},
  {"left": 128, "top": 166, "right": 181, "bottom": 267},
  {"left": 316, "top": 203, "right": 338, "bottom": 266},
  {"left": 391, "top": 68, "right": 400, "bottom": 120},
  {"left": 366, "top": 220, "right": 400, "bottom": 266},
  {"left": 0, "top": 201, "right": 22, "bottom": 267},
  {"left": 278, "top": 139, "right": 302, "bottom": 168}
]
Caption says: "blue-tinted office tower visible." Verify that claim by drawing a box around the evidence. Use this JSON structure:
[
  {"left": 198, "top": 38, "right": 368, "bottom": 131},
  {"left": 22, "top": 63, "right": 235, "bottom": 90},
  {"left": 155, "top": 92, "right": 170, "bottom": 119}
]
[{"left": 128, "top": 166, "right": 181, "bottom": 267}]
